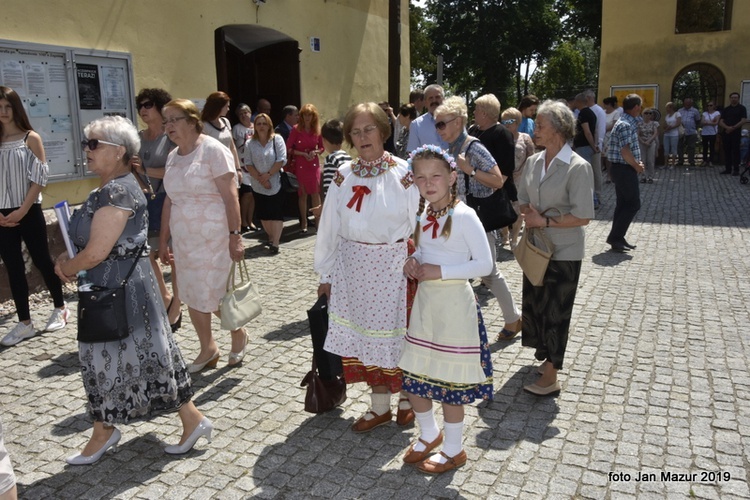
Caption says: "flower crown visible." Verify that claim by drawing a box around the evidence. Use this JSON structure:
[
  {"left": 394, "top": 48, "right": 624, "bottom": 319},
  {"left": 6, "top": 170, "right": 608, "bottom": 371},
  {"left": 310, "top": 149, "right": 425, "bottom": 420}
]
[{"left": 407, "top": 145, "right": 457, "bottom": 171}]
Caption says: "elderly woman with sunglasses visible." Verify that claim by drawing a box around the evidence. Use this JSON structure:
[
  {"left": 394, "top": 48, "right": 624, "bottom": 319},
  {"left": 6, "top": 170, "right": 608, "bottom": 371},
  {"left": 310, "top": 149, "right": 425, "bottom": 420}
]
[
  {"left": 435, "top": 96, "right": 522, "bottom": 342},
  {"left": 130, "top": 88, "right": 182, "bottom": 333},
  {"left": 54, "top": 116, "right": 210, "bottom": 464},
  {"left": 315, "top": 102, "right": 420, "bottom": 433}
]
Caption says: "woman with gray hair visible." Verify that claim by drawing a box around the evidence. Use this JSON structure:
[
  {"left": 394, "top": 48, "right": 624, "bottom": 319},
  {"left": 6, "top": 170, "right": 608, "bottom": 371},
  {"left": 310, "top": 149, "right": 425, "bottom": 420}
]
[
  {"left": 435, "top": 96, "right": 522, "bottom": 342},
  {"left": 516, "top": 100, "right": 594, "bottom": 397},
  {"left": 54, "top": 115, "right": 210, "bottom": 464}
]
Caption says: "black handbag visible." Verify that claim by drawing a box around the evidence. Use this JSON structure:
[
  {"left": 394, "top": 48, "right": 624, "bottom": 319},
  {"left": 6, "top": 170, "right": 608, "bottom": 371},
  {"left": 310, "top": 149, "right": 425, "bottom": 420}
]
[
  {"left": 462, "top": 139, "right": 518, "bottom": 231},
  {"left": 77, "top": 245, "right": 145, "bottom": 343},
  {"left": 466, "top": 188, "right": 518, "bottom": 232},
  {"left": 300, "top": 295, "right": 346, "bottom": 413}
]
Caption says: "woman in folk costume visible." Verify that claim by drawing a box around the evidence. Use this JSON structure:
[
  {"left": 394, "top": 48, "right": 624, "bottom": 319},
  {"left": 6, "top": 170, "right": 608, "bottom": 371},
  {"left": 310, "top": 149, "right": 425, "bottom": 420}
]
[
  {"left": 314, "top": 102, "right": 420, "bottom": 432},
  {"left": 399, "top": 146, "right": 494, "bottom": 474}
]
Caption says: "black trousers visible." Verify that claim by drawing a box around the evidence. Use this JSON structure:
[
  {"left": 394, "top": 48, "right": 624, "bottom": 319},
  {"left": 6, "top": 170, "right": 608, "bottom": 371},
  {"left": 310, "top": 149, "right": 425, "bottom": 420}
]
[
  {"left": 723, "top": 130, "right": 742, "bottom": 172},
  {"left": 607, "top": 162, "right": 641, "bottom": 245},
  {"left": 0, "top": 204, "right": 64, "bottom": 321}
]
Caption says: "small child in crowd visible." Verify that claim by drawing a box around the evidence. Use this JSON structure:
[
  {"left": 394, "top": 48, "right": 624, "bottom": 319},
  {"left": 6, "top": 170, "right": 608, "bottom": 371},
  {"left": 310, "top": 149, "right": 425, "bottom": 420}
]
[
  {"left": 311, "top": 119, "right": 352, "bottom": 221},
  {"left": 320, "top": 119, "right": 351, "bottom": 198},
  {"left": 399, "top": 145, "right": 494, "bottom": 474}
]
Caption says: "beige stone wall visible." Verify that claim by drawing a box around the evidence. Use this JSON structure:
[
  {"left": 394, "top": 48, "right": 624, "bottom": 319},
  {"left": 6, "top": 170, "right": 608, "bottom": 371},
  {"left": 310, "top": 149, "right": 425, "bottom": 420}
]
[
  {"left": 598, "top": 0, "right": 750, "bottom": 106},
  {"left": 1, "top": 0, "right": 410, "bottom": 300},
  {"left": 2, "top": 0, "right": 410, "bottom": 207}
]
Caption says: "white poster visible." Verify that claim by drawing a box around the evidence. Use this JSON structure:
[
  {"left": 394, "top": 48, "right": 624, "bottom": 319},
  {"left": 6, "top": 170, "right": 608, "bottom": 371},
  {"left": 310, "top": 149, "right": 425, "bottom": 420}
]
[
  {"left": 25, "top": 62, "right": 47, "bottom": 96},
  {"left": 102, "top": 66, "right": 126, "bottom": 109},
  {"left": 1, "top": 60, "right": 25, "bottom": 95}
]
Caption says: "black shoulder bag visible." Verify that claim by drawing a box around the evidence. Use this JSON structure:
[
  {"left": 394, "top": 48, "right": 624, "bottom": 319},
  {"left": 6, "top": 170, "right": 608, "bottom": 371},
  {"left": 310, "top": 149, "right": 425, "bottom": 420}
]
[
  {"left": 463, "top": 139, "right": 518, "bottom": 232},
  {"left": 77, "top": 244, "right": 146, "bottom": 343}
]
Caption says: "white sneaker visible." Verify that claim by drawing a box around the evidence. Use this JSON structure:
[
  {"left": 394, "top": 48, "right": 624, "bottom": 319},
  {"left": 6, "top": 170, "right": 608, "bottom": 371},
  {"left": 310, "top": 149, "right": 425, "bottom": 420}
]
[
  {"left": 1, "top": 322, "right": 36, "bottom": 346},
  {"left": 45, "top": 307, "right": 70, "bottom": 332}
]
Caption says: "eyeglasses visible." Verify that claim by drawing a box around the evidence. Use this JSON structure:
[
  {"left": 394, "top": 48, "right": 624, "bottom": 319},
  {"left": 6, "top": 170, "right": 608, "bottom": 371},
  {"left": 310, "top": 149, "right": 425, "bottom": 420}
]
[
  {"left": 644, "top": 112, "right": 653, "bottom": 115},
  {"left": 137, "top": 101, "right": 155, "bottom": 111},
  {"left": 81, "top": 138, "right": 121, "bottom": 150},
  {"left": 350, "top": 124, "right": 378, "bottom": 137},
  {"left": 708, "top": 104, "right": 715, "bottom": 107},
  {"left": 435, "top": 116, "right": 458, "bottom": 130},
  {"left": 501, "top": 119, "right": 516, "bottom": 125},
  {"left": 162, "top": 116, "right": 188, "bottom": 126}
]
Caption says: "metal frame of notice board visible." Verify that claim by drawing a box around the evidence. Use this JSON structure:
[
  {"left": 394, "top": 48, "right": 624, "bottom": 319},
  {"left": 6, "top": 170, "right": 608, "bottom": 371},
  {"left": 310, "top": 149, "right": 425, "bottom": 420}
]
[{"left": 0, "top": 38, "right": 136, "bottom": 181}]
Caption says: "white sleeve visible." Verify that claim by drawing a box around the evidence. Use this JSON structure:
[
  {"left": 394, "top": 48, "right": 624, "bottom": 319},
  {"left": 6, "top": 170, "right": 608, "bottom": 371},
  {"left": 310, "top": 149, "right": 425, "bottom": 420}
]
[
  {"left": 440, "top": 210, "right": 494, "bottom": 280},
  {"left": 313, "top": 175, "right": 343, "bottom": 282}
]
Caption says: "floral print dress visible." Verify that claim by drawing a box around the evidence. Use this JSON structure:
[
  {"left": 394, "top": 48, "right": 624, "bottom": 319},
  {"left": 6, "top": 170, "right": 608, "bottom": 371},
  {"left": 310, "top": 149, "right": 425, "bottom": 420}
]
[{"left": 69, "top": 174, "right": 193, "bottom": 424}]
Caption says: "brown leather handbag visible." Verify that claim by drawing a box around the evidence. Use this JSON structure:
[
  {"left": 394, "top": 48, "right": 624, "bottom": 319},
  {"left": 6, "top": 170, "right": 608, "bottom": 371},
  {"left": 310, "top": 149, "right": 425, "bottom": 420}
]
[{"left": 300, "top": 295, "right": 346, "bottom": 413}]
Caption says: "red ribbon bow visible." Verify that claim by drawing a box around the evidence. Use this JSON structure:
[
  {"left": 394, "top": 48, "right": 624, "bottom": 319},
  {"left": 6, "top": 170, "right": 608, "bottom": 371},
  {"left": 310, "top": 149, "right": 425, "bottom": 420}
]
[
  {"left": 423, "top": 215, "right": 439, "bottom": 239},
  {"left": 346, "top": 185, "right": 371, "bottom": 212}
]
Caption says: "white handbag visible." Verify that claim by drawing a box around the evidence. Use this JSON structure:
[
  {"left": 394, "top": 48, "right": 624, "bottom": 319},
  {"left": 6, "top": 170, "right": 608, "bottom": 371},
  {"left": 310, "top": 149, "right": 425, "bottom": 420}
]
[{"left": 219, "top": 260, "right": 262, "bottom": 330}]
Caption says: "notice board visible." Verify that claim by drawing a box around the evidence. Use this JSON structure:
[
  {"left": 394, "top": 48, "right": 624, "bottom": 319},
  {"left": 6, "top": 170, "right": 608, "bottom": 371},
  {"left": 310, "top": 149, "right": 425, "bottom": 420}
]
[{"left": 0, "top": 39, "right": 135, "bottom": 181}]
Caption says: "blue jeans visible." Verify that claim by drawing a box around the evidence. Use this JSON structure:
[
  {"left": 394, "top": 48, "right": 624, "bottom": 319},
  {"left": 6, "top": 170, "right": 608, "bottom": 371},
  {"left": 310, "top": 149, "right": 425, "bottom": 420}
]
[{"left": 607, "top": 163, "right": 641, "bottom": 245}]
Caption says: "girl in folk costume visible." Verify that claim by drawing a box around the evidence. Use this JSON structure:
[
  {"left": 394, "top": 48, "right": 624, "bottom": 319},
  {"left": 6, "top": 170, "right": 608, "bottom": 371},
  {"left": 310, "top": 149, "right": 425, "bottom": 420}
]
[
  {"left": 314, "top": 102, "right": 420, "bottom": 432},
  {"left": 399, "top": 146, "right": 494, "bottom": 474}
]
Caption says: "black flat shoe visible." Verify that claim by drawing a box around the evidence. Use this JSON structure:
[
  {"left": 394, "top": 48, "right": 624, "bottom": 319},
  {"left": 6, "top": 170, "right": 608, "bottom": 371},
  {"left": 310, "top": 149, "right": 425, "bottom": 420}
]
[
  {"left": 610, "top": 243, "right": 628, "bottom": 253},
  {"left": 623, "top": 241, "right": 637, "bottom": 250},
  {"left": 167, "top": 298, "right": 182, "bottom": 333}
]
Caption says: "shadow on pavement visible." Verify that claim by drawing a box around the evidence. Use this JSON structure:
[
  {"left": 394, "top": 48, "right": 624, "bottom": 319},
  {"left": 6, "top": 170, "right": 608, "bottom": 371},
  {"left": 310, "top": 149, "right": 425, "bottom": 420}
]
[
  {"left": 475, "top": 369, "right": 560, "bottom": 450},
  {"left": 37, "top": 351, "right": 80, "bottom": 378},
  {"left": 17, "top": 432, "right": 177, "bottom": 500},
  {"left": 590, "top": 250, "right": 634, "bottom": 267},
  {"left": 249, "top": 410, "right": 470, "bottom": 499}
]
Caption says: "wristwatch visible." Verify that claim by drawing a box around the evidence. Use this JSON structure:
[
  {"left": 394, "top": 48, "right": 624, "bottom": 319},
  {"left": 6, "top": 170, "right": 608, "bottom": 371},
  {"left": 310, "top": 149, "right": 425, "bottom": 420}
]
[
  {"left": 470, "top": 169, "right": 476, "bottom": 177},
  {"left": 229, "top": 230, "right": 242, "bottom": 235}
]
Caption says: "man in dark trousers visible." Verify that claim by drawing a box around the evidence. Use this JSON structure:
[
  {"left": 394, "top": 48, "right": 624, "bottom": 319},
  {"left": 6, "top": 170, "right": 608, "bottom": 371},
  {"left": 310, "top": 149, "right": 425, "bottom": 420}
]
[
  {"left": 605, "top": 94, "right": 644, "bottom": 253},
  {"left": 719, "top": 92, "right": 748, "bottom": 176}
]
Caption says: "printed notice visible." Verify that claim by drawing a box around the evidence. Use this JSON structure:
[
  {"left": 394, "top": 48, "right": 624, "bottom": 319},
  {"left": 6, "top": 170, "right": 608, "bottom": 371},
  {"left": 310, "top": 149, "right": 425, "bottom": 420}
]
[
  {"left": 76, "top": 63, "right": 101, "bottom": 110},
  {"left": 25, "top": 62, "right": 47, "bottom": 96},
  {"left": 2, "top": 60, "right": 25, "bottom": 95},
  {"left": 102, "top": 66, "right": 127, "bottom": 109}
]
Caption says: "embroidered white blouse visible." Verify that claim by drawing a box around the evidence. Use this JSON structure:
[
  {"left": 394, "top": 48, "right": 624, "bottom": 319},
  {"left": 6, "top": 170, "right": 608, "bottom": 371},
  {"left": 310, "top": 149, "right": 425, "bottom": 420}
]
[
  {"left": 410, "top": 201, "right": 493, "bottom": 280},
  {"left": 314, "top": 154, "right": 420, "bottom": 282}
]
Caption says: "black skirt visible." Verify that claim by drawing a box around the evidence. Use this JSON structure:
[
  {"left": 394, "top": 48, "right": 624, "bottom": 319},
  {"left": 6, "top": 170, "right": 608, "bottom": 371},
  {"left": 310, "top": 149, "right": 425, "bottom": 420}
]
[
  {"left": 254, "top": 189, "right": 285, "bottom": 221},
  {"left": 521, "top": 260, "right": 582, "bottom": 370}
]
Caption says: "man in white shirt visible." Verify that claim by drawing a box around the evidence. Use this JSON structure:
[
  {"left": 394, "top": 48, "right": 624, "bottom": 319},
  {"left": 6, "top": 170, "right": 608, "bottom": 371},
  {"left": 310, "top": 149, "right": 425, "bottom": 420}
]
[
  {"left": 406, "top": 84, "right": 449, "bottom": 152},
  {"left": 585, "top": 89, "right": 606, "bottom": 209}
]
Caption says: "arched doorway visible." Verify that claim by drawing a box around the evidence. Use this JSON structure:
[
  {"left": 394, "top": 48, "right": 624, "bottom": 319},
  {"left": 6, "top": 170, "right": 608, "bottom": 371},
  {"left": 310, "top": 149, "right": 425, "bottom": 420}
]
[
  {"left": 671, "top": 63, "right": 725, "bottom": 109},
  {"left": 215, "top": 25, "right": 300, "bottom": 127}
]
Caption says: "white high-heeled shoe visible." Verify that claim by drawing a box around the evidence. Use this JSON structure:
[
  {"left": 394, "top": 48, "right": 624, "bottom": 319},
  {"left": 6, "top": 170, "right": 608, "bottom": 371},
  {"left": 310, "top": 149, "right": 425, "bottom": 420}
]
[
  {"left": 228, "top": 329, "right": 248, "bottom": 367},
  {"left": 187, "top": 352, "right": 220, "bottom": 374},
  {"left": 66, "top": 428, "right": 121, "bottom": 465},
  {"left": 164, "top": 417, "right": 213, "bottom": 455}
]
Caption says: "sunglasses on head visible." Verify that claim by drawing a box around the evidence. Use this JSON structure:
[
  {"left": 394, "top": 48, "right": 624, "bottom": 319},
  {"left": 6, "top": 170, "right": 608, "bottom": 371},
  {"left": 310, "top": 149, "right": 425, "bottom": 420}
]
[
  {"left": 501, "top": 119, "right": 516, "bottom": 125},
  {"left": 81, "top": 138, "right": 120, "bottom": 150},
  {"left": 435, "top": 116, "right": 458, "bottom": 130},
  {"left": 137, "top": 101, "right": 155, "bottom": 110}
]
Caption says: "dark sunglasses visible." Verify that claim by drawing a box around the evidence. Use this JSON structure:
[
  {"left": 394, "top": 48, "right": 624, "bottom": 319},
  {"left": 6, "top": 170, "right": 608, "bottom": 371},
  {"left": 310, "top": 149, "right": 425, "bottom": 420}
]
[
  {"left": 137, "top": 101, "right": 155, "bottom": 110},
  {"left": 81, "top": 138, "right": 120, "bottom": 150},
  {"left": 435, "top": 116, "right": 458, "bottom": 130}
]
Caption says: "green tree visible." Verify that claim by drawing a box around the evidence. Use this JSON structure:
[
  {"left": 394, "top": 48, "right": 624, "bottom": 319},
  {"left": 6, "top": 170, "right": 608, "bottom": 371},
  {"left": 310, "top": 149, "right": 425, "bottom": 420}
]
[
  {"left": 409, "top": 2, "right": 437, "bottom": 86},
  {"left": 530, "top": 41, "right": 587, "bottom": 99},
  {"left": 421, "top": 0, "right": 561, "bottom": 105}
]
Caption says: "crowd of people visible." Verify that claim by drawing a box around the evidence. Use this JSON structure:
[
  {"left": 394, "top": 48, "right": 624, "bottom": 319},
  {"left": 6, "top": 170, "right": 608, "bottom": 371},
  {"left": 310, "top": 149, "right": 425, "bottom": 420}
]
[{"left": 0, "top": 78, "right": 747, "bottom": 490}]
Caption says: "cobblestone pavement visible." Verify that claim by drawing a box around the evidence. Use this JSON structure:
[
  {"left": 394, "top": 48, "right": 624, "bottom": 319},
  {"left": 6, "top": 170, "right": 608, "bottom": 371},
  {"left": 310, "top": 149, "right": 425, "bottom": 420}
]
[{"left": 1, "top": 165, "right": 749, "bottom": 499}]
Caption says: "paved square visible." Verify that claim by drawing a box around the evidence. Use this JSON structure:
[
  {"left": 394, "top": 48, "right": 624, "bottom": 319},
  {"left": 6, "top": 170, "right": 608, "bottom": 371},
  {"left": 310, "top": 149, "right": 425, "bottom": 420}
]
[{"left": 1, "top": 165, "right": 749, "bottom": 499}]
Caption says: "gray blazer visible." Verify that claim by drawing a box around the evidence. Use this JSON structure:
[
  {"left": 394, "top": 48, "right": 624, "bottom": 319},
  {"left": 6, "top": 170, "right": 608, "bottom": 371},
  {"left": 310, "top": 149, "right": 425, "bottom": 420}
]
[{"left": 517, "top": 144, "right": 595, "bottom": 261}]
